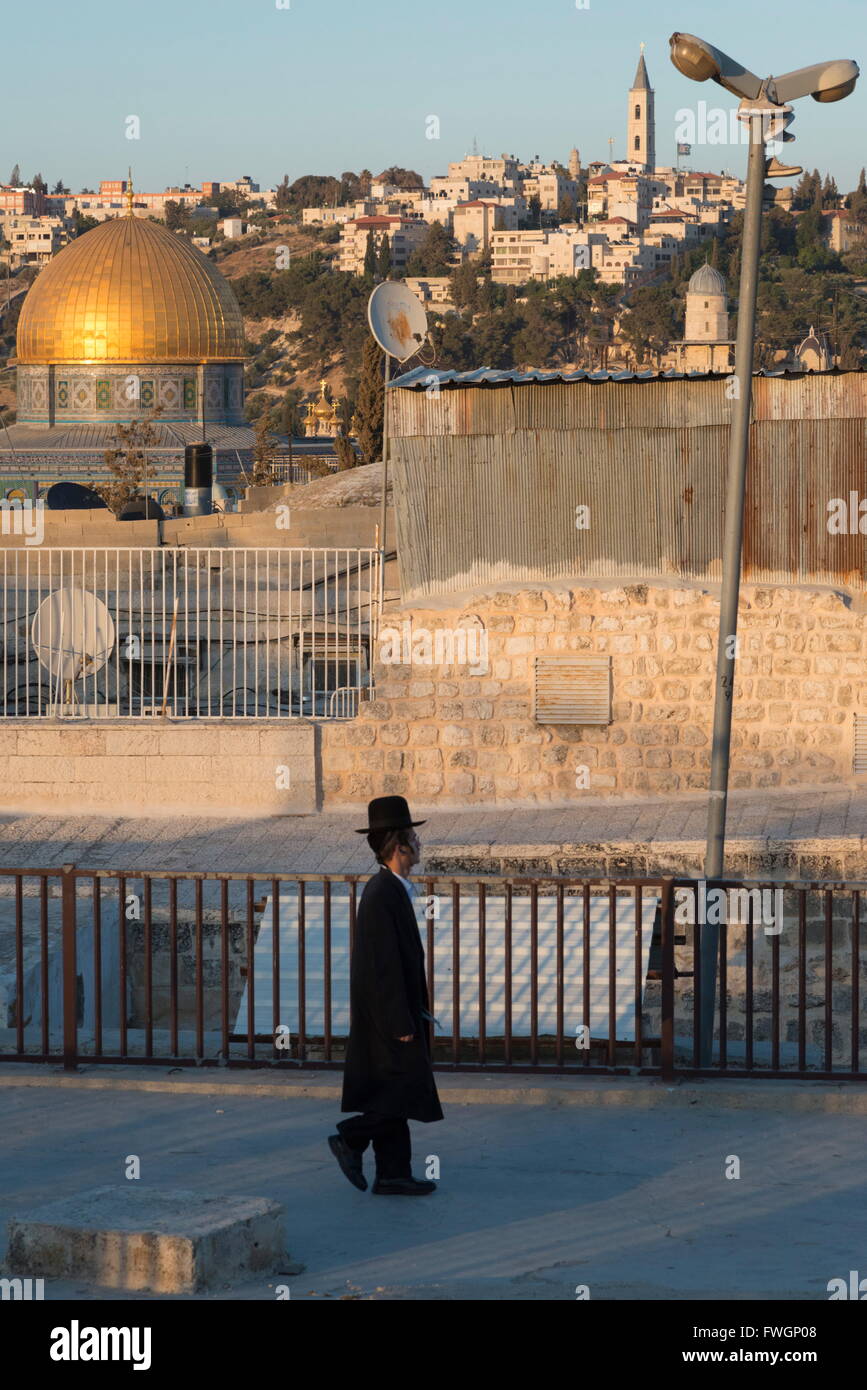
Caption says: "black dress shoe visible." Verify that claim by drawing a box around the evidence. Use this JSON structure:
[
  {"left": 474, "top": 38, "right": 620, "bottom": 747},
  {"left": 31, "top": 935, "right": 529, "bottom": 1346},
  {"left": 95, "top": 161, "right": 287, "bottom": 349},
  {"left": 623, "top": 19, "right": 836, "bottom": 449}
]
[
  {"left": 328, "top": 1134, "right": 367, "bottom": 1191},
  {"left": 371, "top": 1176, "right": 437, "bottom": 1196}
]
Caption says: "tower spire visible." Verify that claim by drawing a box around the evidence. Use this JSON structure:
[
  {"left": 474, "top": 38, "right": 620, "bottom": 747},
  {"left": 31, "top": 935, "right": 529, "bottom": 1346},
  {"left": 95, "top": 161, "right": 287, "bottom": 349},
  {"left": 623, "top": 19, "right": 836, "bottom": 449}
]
[
  {"left": 126, "top": 168, "right": 134, "bottom": 217},
  {"left": 628, "top": 45, "right": 655, "bottom": 171}
]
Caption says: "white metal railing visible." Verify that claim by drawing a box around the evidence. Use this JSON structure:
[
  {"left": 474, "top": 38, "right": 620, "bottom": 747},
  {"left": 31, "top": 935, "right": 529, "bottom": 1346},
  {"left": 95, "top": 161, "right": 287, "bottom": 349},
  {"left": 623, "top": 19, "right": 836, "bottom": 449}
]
[
  {"left": 264, "top": 460, "right": 341, "bottom": 486},
  {"left": 0, "top": 547, "right": 381, "bottom": 719}
]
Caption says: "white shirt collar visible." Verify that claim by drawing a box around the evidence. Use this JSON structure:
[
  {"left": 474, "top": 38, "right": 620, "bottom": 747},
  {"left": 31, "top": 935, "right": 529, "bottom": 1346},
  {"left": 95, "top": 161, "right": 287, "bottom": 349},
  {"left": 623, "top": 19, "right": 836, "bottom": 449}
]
[{"left": 392, "top": 871, "right": 418, "bottom": 902}]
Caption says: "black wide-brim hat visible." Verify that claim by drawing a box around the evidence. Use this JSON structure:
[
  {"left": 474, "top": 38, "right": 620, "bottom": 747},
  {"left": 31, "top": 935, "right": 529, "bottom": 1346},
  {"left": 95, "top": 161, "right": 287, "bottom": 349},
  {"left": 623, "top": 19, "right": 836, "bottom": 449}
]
[{"left": 355, "top": 795, "right": 426, "bottom": 835}]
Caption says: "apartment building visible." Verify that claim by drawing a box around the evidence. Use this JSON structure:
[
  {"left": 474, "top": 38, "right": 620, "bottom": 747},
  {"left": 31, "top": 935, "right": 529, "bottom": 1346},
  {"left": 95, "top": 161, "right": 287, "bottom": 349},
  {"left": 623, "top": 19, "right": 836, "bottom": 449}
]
[
  {"left": 339, "top": 215, "right": 429, "bottom": 275},
  {"left": 0, "top": 187, "right": 41, "bottom": 215},
  {"left": 520, "top": 165, "right": 579, "bottom": 213},
  {"left": 404, "top": 276, "right": 455, "bottom": 310},
  {"left": 596, "top": 236, "right": 654, "bottom": 287},
  {"left": 0, "top": 215, "right": 70, "bottom": 267},
  {"left": 453, "top": 201, "right": 509, "bottom": 257},
  {"left": 447, "top": 155, "right": 522, "bottom": 190},
  {"left": 302, "top": 206, "right": 357, "bottom": 226},
  {"left": 587, "top": 171, "right": 656, "bottom": 229},
  {"left": 490, "top": 228, "right": 592, "bottom": 284},
  {"left": 646, "top": 210, "right": 704, "bottom": 244},
  {"left": 827, "top": 210, "right": 867, "bottom": 254},
  {"left": 429, "top": 175, "right": 503, "bottom": 201}
]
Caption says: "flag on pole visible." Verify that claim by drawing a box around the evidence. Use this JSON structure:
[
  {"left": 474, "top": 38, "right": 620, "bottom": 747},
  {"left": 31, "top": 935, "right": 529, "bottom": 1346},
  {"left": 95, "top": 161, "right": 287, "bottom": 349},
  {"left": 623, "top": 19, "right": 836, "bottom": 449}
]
[{"left": 677, "top": 143, "right": 692, "bottom": 156}]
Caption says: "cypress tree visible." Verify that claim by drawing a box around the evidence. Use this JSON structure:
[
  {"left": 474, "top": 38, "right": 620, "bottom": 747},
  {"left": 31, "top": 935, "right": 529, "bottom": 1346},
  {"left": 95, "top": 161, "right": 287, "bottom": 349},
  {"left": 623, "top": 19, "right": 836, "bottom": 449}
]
[
  {"left": 376, "top": 232, "right": 392, "bottom": 280},
  {"left": 354, "top": 335, "right": 385, "bottom": 464}
]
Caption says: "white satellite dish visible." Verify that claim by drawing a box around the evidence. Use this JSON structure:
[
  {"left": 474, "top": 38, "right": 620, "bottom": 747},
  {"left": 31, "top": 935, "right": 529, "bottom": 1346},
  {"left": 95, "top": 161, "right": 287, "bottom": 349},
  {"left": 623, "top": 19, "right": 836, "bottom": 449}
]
[
  {"left": 368, "top": 281, "right": 428, "bottom": 362},
  {"left": 31, "top": 587, "right": 116, "bottom": 682}
]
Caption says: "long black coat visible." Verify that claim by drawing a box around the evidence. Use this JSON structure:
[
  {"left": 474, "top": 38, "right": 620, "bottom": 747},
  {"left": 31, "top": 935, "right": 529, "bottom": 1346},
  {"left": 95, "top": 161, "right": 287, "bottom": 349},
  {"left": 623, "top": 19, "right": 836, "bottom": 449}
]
[{"left": 341, "top": 867, "right": 443, "bottom": 1124}]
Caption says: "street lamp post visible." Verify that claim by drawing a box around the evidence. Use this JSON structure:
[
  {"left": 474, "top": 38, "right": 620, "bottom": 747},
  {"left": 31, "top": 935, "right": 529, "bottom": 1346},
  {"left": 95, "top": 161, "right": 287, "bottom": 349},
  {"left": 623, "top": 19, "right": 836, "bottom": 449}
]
[{"left": 668, "top": 33, "right": 859, "bottom": 1065}]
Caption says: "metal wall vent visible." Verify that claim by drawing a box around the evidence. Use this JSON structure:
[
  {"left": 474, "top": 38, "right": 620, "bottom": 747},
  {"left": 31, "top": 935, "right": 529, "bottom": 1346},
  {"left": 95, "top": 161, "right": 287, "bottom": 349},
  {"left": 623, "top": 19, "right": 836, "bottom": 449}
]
[
  {"left": 854, "top": 715, "right": 867, "bottom": 774},
  {"left": 534, "top": 655, "right": 611, "bottom": 725}
]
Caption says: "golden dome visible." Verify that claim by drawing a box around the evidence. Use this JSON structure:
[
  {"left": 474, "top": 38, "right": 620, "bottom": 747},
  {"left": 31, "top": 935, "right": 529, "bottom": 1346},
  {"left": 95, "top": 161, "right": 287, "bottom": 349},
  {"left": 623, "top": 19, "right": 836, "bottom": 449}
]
[
  {"left": 313, "top": 379, "right": 335, "bottom": 418},
  {"left": 16, "top": 215, "right": 245, "bottom": 365}
]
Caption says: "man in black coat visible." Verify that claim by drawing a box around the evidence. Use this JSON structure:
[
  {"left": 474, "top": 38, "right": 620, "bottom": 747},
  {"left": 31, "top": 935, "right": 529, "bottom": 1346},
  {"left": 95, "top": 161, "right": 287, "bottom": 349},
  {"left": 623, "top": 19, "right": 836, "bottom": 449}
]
[{"left": 328, "top": 796, "right": 443, "bottom": 1196}]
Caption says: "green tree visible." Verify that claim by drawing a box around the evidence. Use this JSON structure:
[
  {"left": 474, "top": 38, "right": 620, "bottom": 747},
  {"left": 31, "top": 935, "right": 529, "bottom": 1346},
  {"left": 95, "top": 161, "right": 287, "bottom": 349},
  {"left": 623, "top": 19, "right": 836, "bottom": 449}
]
[
  {"left": 375, "top": 166, "right": 425, "bottom": 190},
  {"left": 527, "top": 194, "right": 542, "bottom": 230},
  {"left": 214, "top": 189, "right": 249, "bottom": 218},
  {"left": 376, "top": 232, "right": 392, "bottom": 280},
  {"left": 333, "top": 414, "right": 357, "bottom": 469},
  {"left": 280, "top": 387, "right": 304, "bottom": 438},
  {"left": 97, "top": 409, "right": 164, "bottom": 514},
  {"left": 249, "top": 415, "right": 281, "bottom": 486},
  {"left": 286, "top": 174, "right": 341, "bottom": 210},
  {"left": 71, "top": 209, "right": 99, "bottom": 236},
  {"left": 793, "top": 170, "right": 819, "bottom": 210},
  {"left": 354, "top": 335, "right": 385, "bottom": 463},
  {"left": 340, "top": 171, "right": 361, "bottom": 204},
  {"left": 363, "top": 230, "right": 377, "bottom": 278},
  {"left": 274, "top": 176, "right": 292, "bottom": 211},
  {"left": 850, "top": 168, "right": 867, "bottom": 222},
  {"left": 620, "top": 285, "right": 676, "bottom": 366},
  {"left": 450, "top": 260, "right": 483, "bottom": 313},
  {"left": 8, "top": 165, "right": 20, "bottom": 187},
  {"left": 405, "top": 221, "right": 457, "bottom": 276},
  {"left": 164, "top": 200, "right": 189, "bottom": 231}
]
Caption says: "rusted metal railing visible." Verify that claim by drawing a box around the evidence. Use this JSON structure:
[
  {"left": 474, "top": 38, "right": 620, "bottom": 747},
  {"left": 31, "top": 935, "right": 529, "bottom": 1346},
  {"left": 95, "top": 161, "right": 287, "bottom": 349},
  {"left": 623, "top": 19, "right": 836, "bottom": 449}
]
[{"left": 0, "top": 868, "right": 864, "bottom": 1081}]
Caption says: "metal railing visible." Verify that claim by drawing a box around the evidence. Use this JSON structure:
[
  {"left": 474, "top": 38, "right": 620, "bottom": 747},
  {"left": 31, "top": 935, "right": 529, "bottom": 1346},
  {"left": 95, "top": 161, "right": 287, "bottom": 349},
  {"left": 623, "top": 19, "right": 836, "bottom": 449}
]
[
  {"left": 0, "top": 868, "right": 864, "bottom": 1080},
  {"left": 267, "top": 460, "right": 340, "bottom": 486},
  {"left": 0, "top": 546, "right": 381, "bottom": 718}
]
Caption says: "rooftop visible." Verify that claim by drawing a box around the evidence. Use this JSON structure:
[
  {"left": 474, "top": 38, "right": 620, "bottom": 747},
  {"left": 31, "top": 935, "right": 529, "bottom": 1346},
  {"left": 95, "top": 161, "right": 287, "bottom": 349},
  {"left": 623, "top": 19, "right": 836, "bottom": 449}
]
[{"left": 389, "top": 365, "right": 853, "bottom": 390}]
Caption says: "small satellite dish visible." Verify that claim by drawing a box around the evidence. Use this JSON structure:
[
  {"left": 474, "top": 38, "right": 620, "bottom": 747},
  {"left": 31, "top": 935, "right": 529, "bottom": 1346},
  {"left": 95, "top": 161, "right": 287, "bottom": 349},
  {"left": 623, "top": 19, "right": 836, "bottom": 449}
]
[
  {"left": 31, "top": 588, "right": 116, "bottom": 682},
  {"left": 368, "top": 281, "right": 428, "bottom": 361},
  {"left": 45, "top": 481, "right": 108, "bottom": 511},
  {"left": 119, "top": 496, "right": 164, "bottom": 522}
]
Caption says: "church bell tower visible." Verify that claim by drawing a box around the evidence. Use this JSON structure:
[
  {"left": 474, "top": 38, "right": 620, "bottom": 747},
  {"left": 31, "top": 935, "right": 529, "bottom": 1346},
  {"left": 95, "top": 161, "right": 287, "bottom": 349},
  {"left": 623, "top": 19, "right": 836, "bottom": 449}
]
[{"left": 628, "top": 43, "right": 655, "bottom": 173}]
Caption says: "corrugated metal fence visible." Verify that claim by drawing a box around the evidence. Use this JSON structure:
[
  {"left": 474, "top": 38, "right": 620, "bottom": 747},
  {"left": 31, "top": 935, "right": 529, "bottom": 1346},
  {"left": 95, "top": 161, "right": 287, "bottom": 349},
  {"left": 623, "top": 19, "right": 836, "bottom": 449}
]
[{"left": 389, "top": 373, "right": 867, "bottom": 600}]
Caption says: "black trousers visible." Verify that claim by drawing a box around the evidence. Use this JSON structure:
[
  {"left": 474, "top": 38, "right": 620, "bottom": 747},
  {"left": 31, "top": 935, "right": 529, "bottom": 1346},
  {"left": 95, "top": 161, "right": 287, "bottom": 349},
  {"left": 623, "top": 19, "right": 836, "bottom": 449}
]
[{"left": 337, "top": 1112, "right": 411, "bottom": 1180}]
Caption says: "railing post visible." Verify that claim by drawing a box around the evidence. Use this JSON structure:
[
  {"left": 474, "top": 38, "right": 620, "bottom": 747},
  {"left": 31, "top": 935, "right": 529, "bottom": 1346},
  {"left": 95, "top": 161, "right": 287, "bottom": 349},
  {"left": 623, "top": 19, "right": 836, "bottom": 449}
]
[
  {"left": 61, "top": 863, "right": 78, "bottom": 1071},
  {"left": 660, "top": 877, "right": 675, "bottom": 1082}
]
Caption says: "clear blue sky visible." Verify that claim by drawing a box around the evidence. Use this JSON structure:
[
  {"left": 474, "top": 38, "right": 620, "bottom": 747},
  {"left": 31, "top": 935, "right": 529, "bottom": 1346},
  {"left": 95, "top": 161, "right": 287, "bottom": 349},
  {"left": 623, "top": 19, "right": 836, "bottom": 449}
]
[{"left": 4, "top": 0, "right": 866, "bottom": 192}]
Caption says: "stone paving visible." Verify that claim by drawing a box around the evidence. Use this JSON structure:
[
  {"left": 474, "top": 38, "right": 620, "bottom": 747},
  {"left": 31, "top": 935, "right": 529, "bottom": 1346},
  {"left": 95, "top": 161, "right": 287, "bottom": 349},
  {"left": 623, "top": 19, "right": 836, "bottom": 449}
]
[
  {"left": 0, "top": 785, "right": 863, "bottom": 875},
  {"left": 1, "top": 1070, "right": 865, "bottom": 1300}
]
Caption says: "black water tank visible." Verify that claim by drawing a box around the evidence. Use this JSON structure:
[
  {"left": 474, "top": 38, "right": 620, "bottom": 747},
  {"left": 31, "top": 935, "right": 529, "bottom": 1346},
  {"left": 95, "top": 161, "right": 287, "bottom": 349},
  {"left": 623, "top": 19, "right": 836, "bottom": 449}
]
[{"left": 184, "top": 442, "right": 213, "bottom": 516}]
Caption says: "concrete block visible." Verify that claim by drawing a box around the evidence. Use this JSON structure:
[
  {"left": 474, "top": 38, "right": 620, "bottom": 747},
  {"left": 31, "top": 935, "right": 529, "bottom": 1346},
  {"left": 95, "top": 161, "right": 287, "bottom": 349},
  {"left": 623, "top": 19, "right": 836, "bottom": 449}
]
[{"left": 7, "top": 1186, "right": 286, "bottom": 1293}]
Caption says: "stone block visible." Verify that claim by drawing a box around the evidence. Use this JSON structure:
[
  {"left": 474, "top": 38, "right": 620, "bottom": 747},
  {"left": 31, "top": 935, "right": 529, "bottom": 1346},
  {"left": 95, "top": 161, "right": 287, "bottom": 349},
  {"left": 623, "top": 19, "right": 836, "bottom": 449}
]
[
  {"left": 446, "top": 772, "right": 475, "bottom": 795},
  {"left": 6, "top": 1186, "right": 286, "bottom": 1294},
  {"left": 379, "top": 723, "right": 410, "bottom": 746},
  {"left": 410, "top": 726, "right": 439, "bottom": 747}
]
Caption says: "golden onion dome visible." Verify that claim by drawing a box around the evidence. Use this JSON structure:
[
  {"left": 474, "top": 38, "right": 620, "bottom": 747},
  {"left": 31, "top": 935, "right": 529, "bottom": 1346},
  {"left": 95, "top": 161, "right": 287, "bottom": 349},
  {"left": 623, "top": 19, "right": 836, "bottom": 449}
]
[
  {"left": 313, "top": 379, "right": 334, "bottom": 418},
  {"left": 16, "top": 215, "right": 245, "bottom": 365}
]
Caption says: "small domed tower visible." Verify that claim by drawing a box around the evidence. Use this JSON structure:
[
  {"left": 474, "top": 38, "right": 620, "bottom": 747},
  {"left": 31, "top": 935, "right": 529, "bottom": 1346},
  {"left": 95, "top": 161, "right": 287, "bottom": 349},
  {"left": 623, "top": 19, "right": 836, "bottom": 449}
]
[{"left": 685, "top": 263, "right": 729, "bottom": 342}]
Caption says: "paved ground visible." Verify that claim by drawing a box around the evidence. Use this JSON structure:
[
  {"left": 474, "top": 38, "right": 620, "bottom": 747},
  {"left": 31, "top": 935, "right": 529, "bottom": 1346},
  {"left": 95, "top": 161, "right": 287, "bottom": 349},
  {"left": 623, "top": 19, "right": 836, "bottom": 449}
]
[
  {"left": 0, "top": 1068, "right": 864, "bottom": 1301},
  {"left": 0, "top": 785, "right": 864, "bottom": 875}
]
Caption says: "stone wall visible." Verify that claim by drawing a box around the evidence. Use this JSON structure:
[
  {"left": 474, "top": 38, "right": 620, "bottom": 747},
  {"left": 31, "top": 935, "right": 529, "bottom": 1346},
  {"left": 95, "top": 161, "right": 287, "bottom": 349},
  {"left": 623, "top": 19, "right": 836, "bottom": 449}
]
[
  {"left": 0, "top": 504, "right": 391, "bottom": 552},
  {"left": 0, "top": 721, "right": 316, "bottom": 816},
  {"left": 320, "top": 581, "right": 866, "bottom": 807}
]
